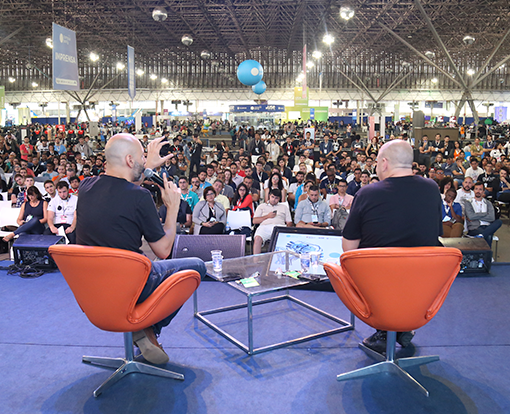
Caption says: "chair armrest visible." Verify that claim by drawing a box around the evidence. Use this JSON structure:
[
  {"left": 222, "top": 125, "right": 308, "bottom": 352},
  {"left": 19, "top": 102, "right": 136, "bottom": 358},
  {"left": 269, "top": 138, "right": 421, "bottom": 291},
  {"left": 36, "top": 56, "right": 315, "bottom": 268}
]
[
  {"left": 130, "top": 270, "right": 201, "bottom": 328},
  {"left": 425, "top": 267, "right": 459, "bottom": 320},
  {"left": 324, "top": 263, "right": 371, "bottom": 319}
]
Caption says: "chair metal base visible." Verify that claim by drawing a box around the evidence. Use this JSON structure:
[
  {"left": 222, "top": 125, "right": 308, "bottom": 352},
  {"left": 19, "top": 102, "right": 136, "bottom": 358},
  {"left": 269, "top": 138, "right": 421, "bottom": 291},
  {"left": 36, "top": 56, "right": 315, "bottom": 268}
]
[
  {"left": 82, "top": 332, "right": 184, "bottom": 397},
  {"left": 337, "top": 331, "right": 439, "bottom": 397}
]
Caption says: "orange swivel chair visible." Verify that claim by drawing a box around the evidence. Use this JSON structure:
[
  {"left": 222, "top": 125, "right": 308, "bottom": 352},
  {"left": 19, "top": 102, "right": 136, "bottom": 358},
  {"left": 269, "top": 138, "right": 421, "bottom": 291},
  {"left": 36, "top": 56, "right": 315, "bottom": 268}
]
[
  {"left": 324, "top": 247, "right": 462, "bottom": 397},
  {"left": 49, "top": 245, "right": 201, "bottom": 397}
]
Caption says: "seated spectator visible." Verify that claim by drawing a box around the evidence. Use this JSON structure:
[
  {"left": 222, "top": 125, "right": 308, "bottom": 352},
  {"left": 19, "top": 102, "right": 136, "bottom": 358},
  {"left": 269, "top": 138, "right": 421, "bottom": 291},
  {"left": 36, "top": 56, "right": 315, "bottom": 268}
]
[
  {"left": 158, "top": 199, "right": 192, "bottom": 233},
  {"left": 242, "top": 175, "right": 260, "bottom": 203},
  {"left": 465, "top": 181, "right": 502, "bottom": 247},
  {"left": 346, "top": 168, "right": 362, "bottom": 196},
  {"left": 329, "top": 180, "right": 353, "bottom": 212},
  {"left": 210, "top": 180, "right": 230, "bottom": 212},
  {"left": 42, "top": 180, "right": 57, "bottom": 202},
  {"left": 10, "top": 174, "right": 26, "bottom": 206},
  {"left": 253, "top": 189, "right": 292, "bottom": 254},
  {"left": 178, "top": 176, "right": 199, "bottom": 211},
  {"left": 497, "top": 167, "right": 510, "bottom": 202},
  {"left": 2, "top": 186, "right": 48, "bottom": 242},
  {"left": 360, "top": 170, "right": 371, "bottom": 188},
  {"left": 442, "top": 188, "right": 464, "bottom": 238},
  {"left": 297, "top": 180, "right": 315, "bottom": 204},
  {"left": 455, "top": 176, "right": 475, "bottom": 210},
  {"left": 479, "top": 163, "right": 499, "bottom": 199},
  {"left": 192, "top": 187, "right": 226, "bottom": 235},
  {"left": 69, "top": 176, "right": 80, "bottom": 196},
  {"left": 320, "top": 165, "right": 341, "bottom": 198},
  {"left": 44, "top": 181, "right": 77, "bottom": 244},
  {"left": 287, "top": 171, "right": 305, "bottom": 208},
  {"left": 232, "top": 183, "right": 254, "bottom": 217},
  {"left": 465, "top": 157, "right": 483, "bottom": 182},
  {"left": 294, "top": 185, "right": 331, "bottom": 228},
  {"left": 264, "top": 172, "right": 287, "bottom": 203}
]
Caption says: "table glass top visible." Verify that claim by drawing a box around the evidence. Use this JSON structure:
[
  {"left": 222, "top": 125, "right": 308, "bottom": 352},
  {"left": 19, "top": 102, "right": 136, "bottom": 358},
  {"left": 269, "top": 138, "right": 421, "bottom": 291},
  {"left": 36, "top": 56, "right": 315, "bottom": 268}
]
[{"left": 205, "top": 251, "right": 330, "bottom": 295}]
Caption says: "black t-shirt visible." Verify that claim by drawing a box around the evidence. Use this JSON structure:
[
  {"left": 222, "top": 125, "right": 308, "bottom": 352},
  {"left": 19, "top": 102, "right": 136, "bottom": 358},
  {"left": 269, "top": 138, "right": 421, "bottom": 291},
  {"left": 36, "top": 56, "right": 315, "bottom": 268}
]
[
  {"left": 76, "top": 175, "right": 165, "bottom": 254},
  {"left": 158, "top": 199, "right": 191, "bottom": 224},
  {"left": 343, "top": 175, "right": 443, "bottom": 248}
]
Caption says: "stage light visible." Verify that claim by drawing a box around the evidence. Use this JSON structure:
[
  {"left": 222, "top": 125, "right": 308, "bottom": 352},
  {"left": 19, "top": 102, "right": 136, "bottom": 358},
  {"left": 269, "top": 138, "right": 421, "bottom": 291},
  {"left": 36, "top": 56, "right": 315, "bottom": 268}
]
[
  {"left": 306, "top": 61, "right": 315, "bottom": 68},
  {"left": 467, "top": 69, "right": 475, "bottom": 76},
  {"left": 431, "top": 78, "right": 438, "bottom": 84},
  {"left": 32, "top": 82, "right": 38, "bottom": 87},
  {"left": 136, "top": 69, "right": 145, "bottom": 76},
  {"left": 161, "top": 78, "right": 168, "bottom": 84},
  {"left": 152, "top": 6, "right": 168, "bottom": 21},
  {"left": 150, "top": 74, "right": 157, "bottom": 80},
  {"left": 89, "top": 52, "right": 99, "bottom": 62},
  {"left": 181, "top": 34, "right": 193, "bottom": 46},
  {"left": 323, "top": 34, "right": 335, "bottom": 45},
  {"left": 425, "top": 51, "right": 435, "bottom": 59},
  {"left": 8, "top": 77, "right": 15, "bottom": 83},
  {"left": 312, "top": 50, "right": 322, "bottom": 59},
  {"left": 45, "top": 38, "right": 53, "bottom": 49},
  {"left": 463, "top": 35, "right": 475, "bottom": 45},
  {"left": 116, "top": 62, "right": 125, "bottom": 70},
  {"left": 339, "top": 6, "right": 355, "bottom": 20}
]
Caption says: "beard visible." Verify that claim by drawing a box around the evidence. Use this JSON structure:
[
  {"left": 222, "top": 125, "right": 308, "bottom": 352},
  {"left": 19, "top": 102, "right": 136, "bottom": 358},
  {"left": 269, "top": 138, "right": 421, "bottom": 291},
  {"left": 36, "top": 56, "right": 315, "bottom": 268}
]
[{"left": 133, "top": 161, "right": 145, "bottom": 182}]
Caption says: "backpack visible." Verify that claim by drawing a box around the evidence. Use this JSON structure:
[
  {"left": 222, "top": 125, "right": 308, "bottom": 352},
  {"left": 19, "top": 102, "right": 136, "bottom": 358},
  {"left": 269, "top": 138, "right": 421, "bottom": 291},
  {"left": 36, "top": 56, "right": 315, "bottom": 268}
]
[{"left": 331, "top": 207, "right": 349, "bottom": 232}]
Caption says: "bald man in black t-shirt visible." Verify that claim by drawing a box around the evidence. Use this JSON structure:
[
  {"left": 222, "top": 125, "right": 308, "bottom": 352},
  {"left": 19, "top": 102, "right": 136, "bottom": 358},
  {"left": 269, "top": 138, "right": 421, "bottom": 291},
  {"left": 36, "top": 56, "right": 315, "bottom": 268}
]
[{"left": 342, "top": 140, "right": 443, "bottom": 354}]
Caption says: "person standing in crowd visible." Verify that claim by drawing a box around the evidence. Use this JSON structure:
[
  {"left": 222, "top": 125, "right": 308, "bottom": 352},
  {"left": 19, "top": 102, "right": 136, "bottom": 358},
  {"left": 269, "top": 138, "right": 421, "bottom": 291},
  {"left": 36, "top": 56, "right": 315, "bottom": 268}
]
[{"left": 342, "top": 140, "right": 443, "bottom": 355}]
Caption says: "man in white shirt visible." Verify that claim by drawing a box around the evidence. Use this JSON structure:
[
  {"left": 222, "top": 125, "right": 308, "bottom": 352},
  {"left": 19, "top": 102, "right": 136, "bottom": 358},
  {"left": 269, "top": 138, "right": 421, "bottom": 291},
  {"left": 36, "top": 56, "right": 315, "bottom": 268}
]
[
  {"left": 465, "top": 158, "right": 483, "bottom": 182},
  {"left": 253, "top": 189, "right": 292, "bottom": 254},
  {"left": 465, "top": 181, "right": 502, "bottom": 247},
  {"left": 44, "top": 181, "right": 78, "bottom": 243},
  {"left": 266, "top": 135, "right": 281, "bottom": 165},
  {"left": 455, "top": 177, "right": 475, "bottom": 211}
]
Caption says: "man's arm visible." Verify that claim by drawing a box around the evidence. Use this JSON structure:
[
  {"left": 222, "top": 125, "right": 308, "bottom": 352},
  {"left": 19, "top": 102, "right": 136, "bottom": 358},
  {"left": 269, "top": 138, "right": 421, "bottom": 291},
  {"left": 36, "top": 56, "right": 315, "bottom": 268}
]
[
  {"left": 148, "top": 176, "right": 181, "bottom": 259},
  {"left": 47, "top": 210, "right": 58, "bottom": 234},
  {"left": 65, "top": 211, "right": 77, "bottom": 234},
  {"left": 342, "top": 238, "right": 360, "bottom": 251}
]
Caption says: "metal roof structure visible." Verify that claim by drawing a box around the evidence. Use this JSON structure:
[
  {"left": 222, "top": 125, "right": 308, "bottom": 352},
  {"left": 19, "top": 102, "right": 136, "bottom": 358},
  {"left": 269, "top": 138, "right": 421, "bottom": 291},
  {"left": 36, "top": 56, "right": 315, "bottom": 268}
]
[{"left": 1, "top": 0, "right": 510, "bottom": 95}]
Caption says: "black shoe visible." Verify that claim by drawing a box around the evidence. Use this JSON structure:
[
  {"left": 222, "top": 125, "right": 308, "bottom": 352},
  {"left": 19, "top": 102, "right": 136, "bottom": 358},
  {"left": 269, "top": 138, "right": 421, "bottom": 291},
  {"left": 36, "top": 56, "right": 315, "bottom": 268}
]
[
  {"left": 362, "top": 330, "right": 387, "bottom": 355},
  {"left": 397, "top": 331, "right": 415, "bottom": 348}
]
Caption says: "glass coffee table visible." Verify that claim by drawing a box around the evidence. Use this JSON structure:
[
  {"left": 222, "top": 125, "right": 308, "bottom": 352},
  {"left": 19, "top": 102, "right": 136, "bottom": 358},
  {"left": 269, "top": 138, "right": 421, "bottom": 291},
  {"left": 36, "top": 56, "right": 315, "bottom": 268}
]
[{"left": 194, "top": 251, "right": 354, "bottom": 355}]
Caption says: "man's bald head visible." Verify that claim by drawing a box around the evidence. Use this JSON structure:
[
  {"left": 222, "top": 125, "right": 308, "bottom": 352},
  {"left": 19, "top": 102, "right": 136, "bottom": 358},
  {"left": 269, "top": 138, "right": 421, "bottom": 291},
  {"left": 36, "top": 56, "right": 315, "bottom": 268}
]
[
  {"left": 105, "top": 133, "right": 143, "bottom": 168},
  {"left": 378, "top": 140, "right": 413, "bottom": 169}
]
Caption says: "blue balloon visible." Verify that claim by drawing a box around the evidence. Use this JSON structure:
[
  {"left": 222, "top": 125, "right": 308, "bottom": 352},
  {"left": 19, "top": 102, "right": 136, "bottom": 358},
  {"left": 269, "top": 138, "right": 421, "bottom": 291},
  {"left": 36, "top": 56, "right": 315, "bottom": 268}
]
[
  {"left": 252, "top": 81, "right": 267, "bottom": 95},
  {"left": 237, "top": 60, "right": 264, "bottom": 86}
]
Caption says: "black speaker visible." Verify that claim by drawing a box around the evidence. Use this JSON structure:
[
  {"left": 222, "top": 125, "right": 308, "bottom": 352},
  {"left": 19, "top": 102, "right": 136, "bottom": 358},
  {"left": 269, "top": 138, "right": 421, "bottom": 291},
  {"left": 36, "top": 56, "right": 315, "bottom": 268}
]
[
  {"left": 13, "top": 235, "right": 66, "bottom": 269},
  {"left": 439, "top": 237, "right": 492, "bottom": 274}
]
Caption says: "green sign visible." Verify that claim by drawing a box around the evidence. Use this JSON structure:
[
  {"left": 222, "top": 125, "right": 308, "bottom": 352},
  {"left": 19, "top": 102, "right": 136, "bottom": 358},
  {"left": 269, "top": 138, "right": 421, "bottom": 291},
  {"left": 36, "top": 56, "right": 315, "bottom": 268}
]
[
  {"left": 294, "top": 87, "right": 309, "bottom": 107},
  {"left": 0, "top": 86, "right": 4, "bottom": 109}
]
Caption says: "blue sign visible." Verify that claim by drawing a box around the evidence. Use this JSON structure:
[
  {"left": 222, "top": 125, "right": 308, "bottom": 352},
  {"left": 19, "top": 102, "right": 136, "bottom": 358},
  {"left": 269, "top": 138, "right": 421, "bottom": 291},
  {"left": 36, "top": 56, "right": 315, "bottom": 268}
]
[
  {"left": 229, "top": 104, "right": 285, "bottom": 113},
  {"left": 127, "top": 46, "right": 136, "bottom": 100},
  {"left": 310, "top": 108, "right": 315, "bottom": 119},
  {"left": 52, "top": 23, "right": 79, "bottom": 91}
]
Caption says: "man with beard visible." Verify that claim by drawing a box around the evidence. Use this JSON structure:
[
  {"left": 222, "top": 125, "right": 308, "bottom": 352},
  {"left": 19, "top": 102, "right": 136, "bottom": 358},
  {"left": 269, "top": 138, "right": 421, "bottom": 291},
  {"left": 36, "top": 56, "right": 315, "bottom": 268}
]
[{"left": 76, "top": 134, "right": 206, "bottom": 365}]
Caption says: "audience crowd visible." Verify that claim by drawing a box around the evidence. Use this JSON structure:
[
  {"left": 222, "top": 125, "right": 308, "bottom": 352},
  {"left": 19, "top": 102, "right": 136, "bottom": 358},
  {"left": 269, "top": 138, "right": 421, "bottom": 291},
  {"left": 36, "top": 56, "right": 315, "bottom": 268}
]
[{"left": 1, "top": 120, "right": 506, "bottom": 255}]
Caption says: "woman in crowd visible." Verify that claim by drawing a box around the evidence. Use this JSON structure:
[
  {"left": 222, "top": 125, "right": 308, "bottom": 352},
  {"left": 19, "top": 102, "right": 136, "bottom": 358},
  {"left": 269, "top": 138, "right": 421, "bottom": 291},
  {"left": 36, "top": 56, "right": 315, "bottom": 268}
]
[
  {"left": 216, "top": 140, "right": 230, "bottom": 158},
  {"left": 439, "top": 176, "right": 454, "bottom": 199},
  {"left": 192, "top": 187, "right": 227, "bottom": 235},
  {"left": 2, "top": 186, "right": 48, "bottom": 242},
  {"left": 224, "top": 169, "right": 236, "bottom": 192},
  {"left": 277, "top": 157, "right": 293, "bottom": 181},
  {"left": 231, "top": 183, "right": 254, "bottom": 217},
  {"left": 297, "top": 180, "right": 315, "bottom": 204},
  {"left": 365, "top": 137, "right": 380, "bottom": 158},
  {"left": 432, "top": 153, "right": 444, "bottom": 170},
  {"left": 453, "top": 140, "right": 462, "bottom": 159},
  {"left": 264, "top": 171, "right": 287, "bottom": 202}
]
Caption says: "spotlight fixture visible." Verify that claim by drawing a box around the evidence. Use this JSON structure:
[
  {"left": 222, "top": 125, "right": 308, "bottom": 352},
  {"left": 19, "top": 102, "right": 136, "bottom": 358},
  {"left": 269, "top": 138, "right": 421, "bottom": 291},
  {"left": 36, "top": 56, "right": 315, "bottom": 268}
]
[
  {"left": 306, "top": 61, "right": 315, "bottom": 69},
  {"left": 425, "top": 51, "right": 435, "bottom": 59},
  {"left": 116, "top": 62, "right": 125, "bottom": 70},
  {"left": 181, "top": 34, "right": 193, "bottom": 47},
  {"left": 31, "top": 82, "right": 38, "bottom": 87},
  {"left": 201, "top": 50, "right": 211, "bottom": 59},
  {"left": 312, "top": 50, "right": 322, "bottom": 59},
  {"left": 463, "top": 35, "right": 475, "bottom": 45},
  {"left": 161, "top": 78, "right": 168, "bottom": 84},
  {"left": 136, "top": 69, "right": 145, "bottom": 76},
  {"left": 8, "top": 77, "right": 15, "bottom": 83},
  {"left": 150, "top": 74, "right": 157, "bottom": 80},
  {"left": 323, "top": 34, "right": 335, "bottom": 45},
  {"left": 431, "top": 78, "right": 438, "bottom": 84},
  {"left": 45, "top": 38, "right": 53, "bottom": 48},
  {"left": 339, "top": 6, "right": 355, "bottom": 20},
  {"left": 467, "top": 68, "right": 475, "bottom": 76},
  {"left": 89, "top": 52, "right": 99, "bottom": 62},
  {"left": 152, "top": 6, "right": 168, "bottom": 21}
]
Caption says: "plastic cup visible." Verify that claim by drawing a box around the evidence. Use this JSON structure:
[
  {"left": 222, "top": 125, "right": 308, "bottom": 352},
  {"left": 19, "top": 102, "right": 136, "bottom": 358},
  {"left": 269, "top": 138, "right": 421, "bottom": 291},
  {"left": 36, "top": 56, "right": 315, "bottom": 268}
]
[{"left": 300, "top": 253, "right": 310, "bottom": 274}]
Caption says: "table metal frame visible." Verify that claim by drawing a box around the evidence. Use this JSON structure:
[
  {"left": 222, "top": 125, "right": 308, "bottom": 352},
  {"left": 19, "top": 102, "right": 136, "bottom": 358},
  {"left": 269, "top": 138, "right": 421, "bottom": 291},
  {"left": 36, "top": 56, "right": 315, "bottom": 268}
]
[{"left": 193, "top": 286, "right": 355, "bottom": 355}]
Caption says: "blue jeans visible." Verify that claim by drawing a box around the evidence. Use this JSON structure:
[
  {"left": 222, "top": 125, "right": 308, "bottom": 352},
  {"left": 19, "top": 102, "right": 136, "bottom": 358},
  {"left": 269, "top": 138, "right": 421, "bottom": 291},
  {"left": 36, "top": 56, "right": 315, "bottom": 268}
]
[
  {"left": 137, "top": 257, "right": 206, "bottom": 335},
  {"left": 468, "top": 219, "right": 502, "bottom": 248},
  {"left": 14, "top": 217, "right": 45, "bottom": 236}
]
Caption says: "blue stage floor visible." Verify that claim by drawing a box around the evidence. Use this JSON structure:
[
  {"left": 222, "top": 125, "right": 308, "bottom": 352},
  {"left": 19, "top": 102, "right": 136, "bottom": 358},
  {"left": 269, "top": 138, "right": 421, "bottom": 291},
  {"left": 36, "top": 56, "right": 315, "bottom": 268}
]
[{"left": 1, "top": 261, "right": 510, "bottom": 414}]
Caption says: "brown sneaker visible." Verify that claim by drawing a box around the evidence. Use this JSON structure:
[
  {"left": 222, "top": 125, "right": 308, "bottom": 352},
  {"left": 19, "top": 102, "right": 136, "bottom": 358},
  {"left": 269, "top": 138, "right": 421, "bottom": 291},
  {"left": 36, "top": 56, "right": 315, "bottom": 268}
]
[{"left": 133, "top": 328, "right": 169, "bottom": 365}]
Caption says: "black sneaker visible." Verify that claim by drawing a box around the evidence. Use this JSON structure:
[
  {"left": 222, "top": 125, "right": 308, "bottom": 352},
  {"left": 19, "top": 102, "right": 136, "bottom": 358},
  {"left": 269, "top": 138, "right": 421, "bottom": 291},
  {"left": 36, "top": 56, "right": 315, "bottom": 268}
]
[
  {"left": 362, "top": 330, "right": 387, "bottom": 355},
  {"left": 397, "top": 331, "right": 415, "bottom": 348}
]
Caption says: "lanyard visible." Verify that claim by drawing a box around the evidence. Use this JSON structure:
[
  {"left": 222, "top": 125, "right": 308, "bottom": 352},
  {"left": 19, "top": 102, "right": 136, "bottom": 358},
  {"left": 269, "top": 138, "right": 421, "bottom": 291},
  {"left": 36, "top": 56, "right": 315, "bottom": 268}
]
[{"left": 308, "top": 198, "right": 319, "bottom": 215}]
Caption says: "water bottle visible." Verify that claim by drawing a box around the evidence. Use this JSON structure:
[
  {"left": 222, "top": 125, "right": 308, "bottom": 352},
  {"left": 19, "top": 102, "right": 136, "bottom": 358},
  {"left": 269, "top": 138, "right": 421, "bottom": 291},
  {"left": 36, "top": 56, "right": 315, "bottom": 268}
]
[{"left": 300, "top": 253, "right": 310, "bottom": 274}]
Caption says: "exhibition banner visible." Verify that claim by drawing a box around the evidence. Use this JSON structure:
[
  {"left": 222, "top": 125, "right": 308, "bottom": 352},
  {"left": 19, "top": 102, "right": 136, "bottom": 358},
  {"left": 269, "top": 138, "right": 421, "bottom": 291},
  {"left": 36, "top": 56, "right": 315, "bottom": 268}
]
[
  {"left": 127, "top": 46, "right": 136, "bottom": 100},
  {"left": 52, "top": 23, "right": 79, "bottom": 90},
  {"left": 0, "top": 86, "right": 4, "bottom": 109}
]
